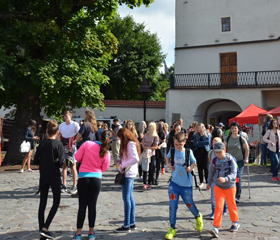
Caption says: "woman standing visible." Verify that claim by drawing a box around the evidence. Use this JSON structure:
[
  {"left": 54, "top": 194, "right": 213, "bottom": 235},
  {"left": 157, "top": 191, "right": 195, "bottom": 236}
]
[
  {"left": 72, "top": 130, "right": 111, "bottom": 239},
  {"left": 75, "top": 109, "right": 98, "bottom": 145},
  {"left": 263, "top": 119, "right": 280, "bottom": 181},
  {"left": 141, "top": 122, "right": 159, "bottom": 190},
  {"left": 116, "top": 128, "right": 140, "bottom": 232},
  {"left": 137, "top": 121, "right": 147, "bottom": 180},
  {"left": 224, "top": 122, "right": 249, "bottom": 203},
  {"left": 155, "top": 122, "right": 166, "bottom": 184},
  {"left": 166, "top": 122, "right": 181, "bottom": 154},
  {"left": 34, "top": 120, "right": 64, "bottom": 239},
  {"left": 125, "top": 119, "right": 138, "bottom": 139},
  {"left": 193, "top": 123, "right": 211, "bottom": 187},
  {"left": 20, "top": 119, "right": 39, "bottom": 173}
]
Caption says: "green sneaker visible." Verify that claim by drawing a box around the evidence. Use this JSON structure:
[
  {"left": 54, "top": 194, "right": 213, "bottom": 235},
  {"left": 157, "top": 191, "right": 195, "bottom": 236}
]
[
  {"left": 196, "top": 213, "right": 203, "bottom": 232},
  {"left": 165, "top": 227, "right": 176, "bottom": 240}
]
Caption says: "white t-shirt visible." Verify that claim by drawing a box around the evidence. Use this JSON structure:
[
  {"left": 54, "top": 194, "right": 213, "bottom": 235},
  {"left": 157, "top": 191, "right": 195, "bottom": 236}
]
[{"left": 59, "top": 121, "right": 80, "bottom": 138}]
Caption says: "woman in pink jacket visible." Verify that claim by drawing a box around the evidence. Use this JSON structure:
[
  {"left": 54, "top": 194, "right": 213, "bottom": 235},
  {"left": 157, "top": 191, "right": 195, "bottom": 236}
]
[
  {"left": 72, "top": 130, "right": 111, "bottom": 240},
  {"left": 115, "top": 128, "right": 141, "bottom": 232},
  {"left": 263, "top": 119, "right": 280, "bottom": 181}
]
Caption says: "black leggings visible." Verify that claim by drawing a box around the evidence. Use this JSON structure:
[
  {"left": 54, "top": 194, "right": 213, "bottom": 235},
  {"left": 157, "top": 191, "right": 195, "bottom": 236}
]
[
  {"left": 77, "top": 178, "right": 101, "bottom": 229},
  {"left": 195, "top": 148, "right": 209, "bottom": 184},
  {"left": 143, "top": 155, "right": 155, "bottom": 185},
  {"left": 155, "top": 148, "right": 166, "bottom": 180},
  {"left": 38, "top": 180, "right": 61, "bottom": 230}
]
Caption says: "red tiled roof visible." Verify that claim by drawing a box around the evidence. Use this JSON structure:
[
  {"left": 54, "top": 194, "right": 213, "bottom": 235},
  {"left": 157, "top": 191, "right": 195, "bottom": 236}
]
[{"left": 103, "top": 100, "right": 165, "bottom": 108}]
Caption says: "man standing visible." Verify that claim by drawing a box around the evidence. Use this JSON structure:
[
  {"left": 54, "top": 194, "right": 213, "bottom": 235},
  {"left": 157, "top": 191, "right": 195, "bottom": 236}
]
[
  {"left": 110, "top": 118, "right": 121, "bottom": 166},
  {"left": 261, "top": 114, "right": 273, "bottom": 168},
  {"left": 212, "top": 123, "right": 224, "bottom": 142},
  {"left": 59, "top": 110, "right": 80, "bottom": 194}
]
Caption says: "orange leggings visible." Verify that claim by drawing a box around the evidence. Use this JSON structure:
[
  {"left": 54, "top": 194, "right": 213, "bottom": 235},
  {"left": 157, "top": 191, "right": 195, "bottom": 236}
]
[{"left": 213, "top": 185, "right": 239, "bottom": 228}]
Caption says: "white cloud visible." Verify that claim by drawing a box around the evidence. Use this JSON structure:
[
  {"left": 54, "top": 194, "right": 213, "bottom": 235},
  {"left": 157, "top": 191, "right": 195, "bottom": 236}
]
[{"left": 118, "top": 0, "right": 175, "bottom": 72}]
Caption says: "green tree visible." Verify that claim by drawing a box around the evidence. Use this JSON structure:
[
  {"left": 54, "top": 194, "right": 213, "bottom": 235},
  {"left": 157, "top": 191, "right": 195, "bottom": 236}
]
[
  {"left": 0, "top": 0, "right": 154, "bottom": 165},
  {"left": 101, "top": 14, "right": 165, "bottom": 100}
]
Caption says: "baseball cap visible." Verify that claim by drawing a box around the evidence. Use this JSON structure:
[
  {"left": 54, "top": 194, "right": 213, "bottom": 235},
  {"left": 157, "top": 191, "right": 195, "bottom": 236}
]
[
  {"left": 218, "top": 122, "right": 225, "bottom": 127},
  {"left": 214, "top": 142, "right": 226, "bottom": 151}
]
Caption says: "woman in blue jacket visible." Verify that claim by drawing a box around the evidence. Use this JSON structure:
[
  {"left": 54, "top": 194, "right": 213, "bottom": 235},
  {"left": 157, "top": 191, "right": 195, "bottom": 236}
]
[
  {"left": 193, "top": 123, "right": 211, "bottom": 187},
  {"left": 20, "top": 119, "right": 39, "bottom": 173}
]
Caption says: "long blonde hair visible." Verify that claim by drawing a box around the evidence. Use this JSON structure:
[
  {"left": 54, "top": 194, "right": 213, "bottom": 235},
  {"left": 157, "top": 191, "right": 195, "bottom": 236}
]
[
  {"left": 148, "top": 122, "right": 158, "bottom": 138},
  {"left": 197, "top": 123, "right": 208, "bottom": 137},
  {"left": 84, "top": 109, "right": 97, "bottom": 132}
]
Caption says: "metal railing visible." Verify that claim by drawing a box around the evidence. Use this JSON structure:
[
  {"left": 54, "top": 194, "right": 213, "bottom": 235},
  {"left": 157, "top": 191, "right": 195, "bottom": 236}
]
[{"left": 171, "top": 70, "right": 280, "bottom": 89}]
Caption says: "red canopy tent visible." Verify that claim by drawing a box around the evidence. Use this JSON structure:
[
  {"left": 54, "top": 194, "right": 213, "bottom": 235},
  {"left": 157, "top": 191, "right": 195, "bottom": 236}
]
[
  {"left": 258, "top": 105, "right": 280, "bottom": 125},
  {"left": 228, "top": 104, "right": 267, "bottom": 125}
]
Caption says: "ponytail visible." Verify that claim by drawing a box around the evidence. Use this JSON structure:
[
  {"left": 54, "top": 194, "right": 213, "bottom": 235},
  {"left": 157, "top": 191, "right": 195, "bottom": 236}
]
[{"left": 99, "top": 130, "right": 112, "bottom": 158}]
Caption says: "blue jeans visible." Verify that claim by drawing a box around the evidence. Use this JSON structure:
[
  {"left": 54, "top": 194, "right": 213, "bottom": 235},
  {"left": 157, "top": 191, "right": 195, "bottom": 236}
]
[
  {"left": 211, "top": 182, "right": 227, "bottom": 215},
  {"left": 168, "top": 181, "right": 199, "bottom": 229},
  {"left": 260, "top": 143, "right": 268, "bottom": 165},
  {"left": 268, "top": 150, "right": 280, "bottom": 177},
  {"left": 121, "top": 177, "right": 135, "bottom": 228},
  {"left": 236, "top": 160, "right": 244, "bottom": 200}
]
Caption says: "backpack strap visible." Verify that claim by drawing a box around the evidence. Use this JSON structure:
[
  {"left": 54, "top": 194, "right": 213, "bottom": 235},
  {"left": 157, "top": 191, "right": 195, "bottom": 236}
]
[
  {"left": 239, "top": 136, "right": 245, "bottom": 160},
  {"left": 170, "top": 147, "right": 175, "bottom": 166},
  {"left": 212, "top": 156, "right": 218, "bottom": 171},
  {"left": 185, "top": 148, "right": 190, "bottom": 167}
]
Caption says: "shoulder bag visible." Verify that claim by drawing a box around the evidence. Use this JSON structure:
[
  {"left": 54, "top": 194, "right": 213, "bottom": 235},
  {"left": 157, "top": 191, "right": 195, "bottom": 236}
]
[{"left": 114, "top": 166, "right": 131, "bottom": 185}]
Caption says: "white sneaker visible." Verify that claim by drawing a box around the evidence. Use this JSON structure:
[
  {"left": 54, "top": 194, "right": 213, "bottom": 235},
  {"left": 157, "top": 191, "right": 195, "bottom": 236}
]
[
  {"left": 27, "top": 168, "right": 34, "bottom": 172},
  {"left": 198, "top": 183, "right": 204, "bottom": 188},
  {"left": 19, "top": 169, "right": 24, "bottom": 173}
]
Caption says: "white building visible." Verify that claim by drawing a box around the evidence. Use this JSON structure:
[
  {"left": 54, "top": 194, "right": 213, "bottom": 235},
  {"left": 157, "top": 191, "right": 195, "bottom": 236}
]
[{"left": 166, "top": 0, "right": 280, "bottom": 140}]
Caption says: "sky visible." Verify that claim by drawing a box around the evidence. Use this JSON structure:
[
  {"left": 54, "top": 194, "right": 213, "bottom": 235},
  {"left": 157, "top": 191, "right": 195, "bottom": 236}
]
[{"left": 118, "top": 0, "right": 175, "bottom": 73}]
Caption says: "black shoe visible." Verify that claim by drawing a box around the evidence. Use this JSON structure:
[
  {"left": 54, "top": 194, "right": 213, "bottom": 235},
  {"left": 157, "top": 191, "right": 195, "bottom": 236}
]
[
  {"left": 155, "top": 179, "right": 159, "bottom": 185},
  {"left": 130, "top": 224, "right": 137, "bottom": 230},
  {"left": 40, "top": 229, "right": 54, "bottom": 239},
  {"left": 269, "top": 169, "right": 273, "bottom": 173},
  {"left": 115, "top": 226, "right": 131, "bottom": 232}
]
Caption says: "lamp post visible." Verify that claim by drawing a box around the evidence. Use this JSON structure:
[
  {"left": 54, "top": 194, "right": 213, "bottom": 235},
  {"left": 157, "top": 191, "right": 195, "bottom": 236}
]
[{"left": 137, "top": 78, "right": 152, "bottom": 122}]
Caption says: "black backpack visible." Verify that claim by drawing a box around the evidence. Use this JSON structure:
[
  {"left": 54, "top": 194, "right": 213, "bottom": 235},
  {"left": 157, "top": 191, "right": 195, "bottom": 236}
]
[{"left": 168, "top": 147, "right": 200, "bottom": 191}]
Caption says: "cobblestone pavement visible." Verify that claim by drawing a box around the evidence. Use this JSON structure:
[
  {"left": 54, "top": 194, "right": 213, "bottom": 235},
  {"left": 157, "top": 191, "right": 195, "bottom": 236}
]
[{"left": 0, "top": 160, "right": 279, "bottom": 240}]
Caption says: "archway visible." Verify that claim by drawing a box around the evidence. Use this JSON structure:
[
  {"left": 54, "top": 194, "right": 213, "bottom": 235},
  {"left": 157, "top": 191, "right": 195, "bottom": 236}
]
[{"left": 195, "top": 99, "right": 242, "bottom": 128}]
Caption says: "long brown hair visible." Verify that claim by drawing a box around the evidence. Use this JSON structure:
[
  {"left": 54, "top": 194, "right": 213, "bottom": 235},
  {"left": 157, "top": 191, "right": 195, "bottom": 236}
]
[
  {"left": 117, "top": 128, "right": 141, "bottom": 159},
  {"left": 99, "top": 130, "right": 112, "bottom": 158},
  {"left": 125, "top": 119, "right": 138, "bottom": 138},
  {"left": 84, "top": 109, "right": 98, "bottom": 132}
]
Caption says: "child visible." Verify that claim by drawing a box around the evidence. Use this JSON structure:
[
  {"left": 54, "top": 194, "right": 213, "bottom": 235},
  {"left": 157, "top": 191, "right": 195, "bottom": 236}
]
[
  {"left": 34, "top": 120, "right": 64, "bottom": 239},
  {"left": 208, "top": 137, "right": 228, "bottom": 219},
  {"left": 207, "top": 142, "right": 239, "bottom": 238},
  {"left": 165, "top": 133, "right": 203, "bottom": 240}
]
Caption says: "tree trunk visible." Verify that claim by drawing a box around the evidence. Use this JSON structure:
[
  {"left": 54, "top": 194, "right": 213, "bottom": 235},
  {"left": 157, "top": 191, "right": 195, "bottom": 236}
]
[{"left": 2, "top": 92, "right": 41, "bottom": 166}]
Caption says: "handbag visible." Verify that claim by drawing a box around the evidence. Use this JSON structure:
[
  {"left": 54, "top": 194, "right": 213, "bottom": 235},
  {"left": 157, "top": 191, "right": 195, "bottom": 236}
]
[
  {"left": 114, "top": 167, "right": 131, "bottom": 185},
  {"left": 142, "top": 158, "right": 149, "bottom": 172},
  {"left": 20, "top": 140, "right": 31, "bottom": 153}
]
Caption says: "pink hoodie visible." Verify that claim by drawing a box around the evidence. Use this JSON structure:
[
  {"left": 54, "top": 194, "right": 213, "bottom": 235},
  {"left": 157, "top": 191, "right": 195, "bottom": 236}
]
[
  {"left": 118, "top": 141, "right": 139, "bottom": 178},
  {"left": 75, "top": 141, "right": 110, "bottom": 178}
]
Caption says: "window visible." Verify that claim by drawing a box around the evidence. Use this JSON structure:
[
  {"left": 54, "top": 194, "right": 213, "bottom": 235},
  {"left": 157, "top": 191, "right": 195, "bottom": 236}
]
[{"left": 221, "top": 17, "right": 230, "bottom": 32}]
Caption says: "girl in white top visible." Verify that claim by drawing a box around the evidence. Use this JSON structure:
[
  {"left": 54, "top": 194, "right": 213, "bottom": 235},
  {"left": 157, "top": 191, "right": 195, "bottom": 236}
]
[
  {"left": 263, "top": 119, "right": 280, "bottom": 181},
  {"left": 116, "top": 128, "right": 140, "bottom": 232}
]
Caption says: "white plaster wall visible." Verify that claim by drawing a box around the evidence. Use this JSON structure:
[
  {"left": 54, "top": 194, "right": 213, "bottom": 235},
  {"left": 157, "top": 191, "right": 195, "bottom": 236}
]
[
  {"left": 207, "top": 101, "right": 241, "bottom": 117},
  {"left": 176, "top": 0, "right": 280, "bottom": 47},
  {"left": 71, "top": 106, "right": 165, "bottom": 124},
  {"left": 175, "top": 41, "right": 280, "bottom": 74},
  {"left": 165, "top": 88, "right": 274, "bottom": 126}
]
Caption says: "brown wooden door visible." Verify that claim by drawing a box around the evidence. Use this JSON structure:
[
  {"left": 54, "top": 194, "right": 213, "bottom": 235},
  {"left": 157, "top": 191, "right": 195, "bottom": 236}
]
[{"left": 220, "top": 52, "right": 237, "bottom": 87}]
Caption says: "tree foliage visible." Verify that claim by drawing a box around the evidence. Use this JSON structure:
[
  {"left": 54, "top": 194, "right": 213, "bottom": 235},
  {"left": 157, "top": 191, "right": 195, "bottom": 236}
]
[
  {"left": 0, "top": 0, "right": 154, "bottom": 165},
  {"left": 101, "top": 14, "right": 165, "bottom": 100}
]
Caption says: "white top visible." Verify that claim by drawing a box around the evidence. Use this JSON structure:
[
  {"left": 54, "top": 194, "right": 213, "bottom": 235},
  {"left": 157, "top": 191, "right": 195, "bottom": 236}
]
[
  {"left": 59, "top": 121, "right": 80, "bottom": 138},
  {"left": 118, "top": 141, "right": 139, "bottom": 178}
]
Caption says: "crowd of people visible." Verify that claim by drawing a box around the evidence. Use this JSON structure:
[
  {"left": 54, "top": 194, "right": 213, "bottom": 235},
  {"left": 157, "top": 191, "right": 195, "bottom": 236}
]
[{"left": 19, "top": 111, "right": 280, "bottom": 239}]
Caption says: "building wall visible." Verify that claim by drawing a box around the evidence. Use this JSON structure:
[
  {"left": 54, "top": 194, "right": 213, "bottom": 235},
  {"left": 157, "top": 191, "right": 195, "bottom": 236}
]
[
  {"left": 165, "top": 88, "right": 280, "bottom": 126},
  {"left": 71, "top": 106, "right": 165, "bottom": 125},
  {"left": 175, "top": 41, "right": 280, "bottom": 74},
  {"left": 176, "top": 0, "right": 280, "bottom": 48}
]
